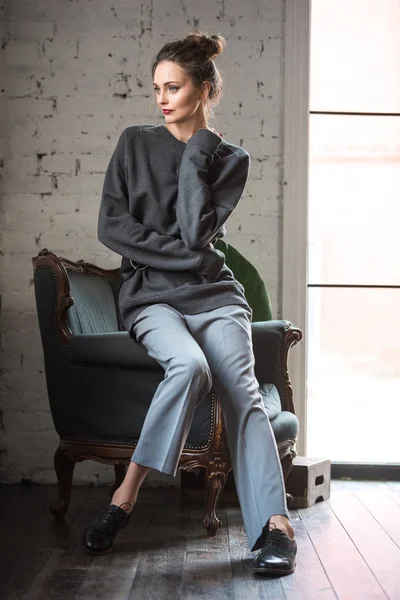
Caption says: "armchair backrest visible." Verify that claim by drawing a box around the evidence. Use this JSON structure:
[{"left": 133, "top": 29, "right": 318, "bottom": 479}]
[
  {"left": 32, "top": 250, "right": 122, "bottom": 348},
  {"left": 33, "top": 242, "right": 272, "bottom": 337},
  {"left": 67, "top": 271, "right": 120, "bottom": 334}
]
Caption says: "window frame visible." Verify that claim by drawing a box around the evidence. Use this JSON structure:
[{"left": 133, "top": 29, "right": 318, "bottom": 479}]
[{"left": 282, "top": 0, "right": 311, "bottom": 455}]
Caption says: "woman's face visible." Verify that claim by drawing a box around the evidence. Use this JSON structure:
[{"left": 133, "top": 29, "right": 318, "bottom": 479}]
[{"left": 153, "top": 61, "right": 208, "bottom": 123}]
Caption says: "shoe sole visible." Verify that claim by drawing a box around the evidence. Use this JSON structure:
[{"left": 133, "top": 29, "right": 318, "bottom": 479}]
[
  {"left": 253, "top": 562, "right": 296, "bottom": 576},
  {"left": 80, "top": 543, "right": 113, "bottom": 556}
]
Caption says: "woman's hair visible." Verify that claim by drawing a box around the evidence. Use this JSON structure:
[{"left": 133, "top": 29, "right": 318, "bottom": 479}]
[{"left": 151, "top": 31, "right": 226, "bottom": 121}]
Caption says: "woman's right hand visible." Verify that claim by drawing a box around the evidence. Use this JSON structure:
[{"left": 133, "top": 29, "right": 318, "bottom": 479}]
[{"left": 195, "top": 245, "right": 224, "bottom": 280}]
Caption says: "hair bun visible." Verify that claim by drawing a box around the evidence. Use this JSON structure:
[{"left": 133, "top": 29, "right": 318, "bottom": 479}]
[{"left": 185, "top": 32, "right": 226, "bottom": 60}]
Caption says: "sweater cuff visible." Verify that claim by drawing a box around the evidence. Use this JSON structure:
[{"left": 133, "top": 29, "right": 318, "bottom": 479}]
[{"left": 187, "top": 128, "right": 223, "bottom": 154}]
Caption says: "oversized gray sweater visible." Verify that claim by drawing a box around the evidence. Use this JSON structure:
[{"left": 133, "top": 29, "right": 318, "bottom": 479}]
[{"left": 98, "top": 124, "right": 252, "bottom": 336}]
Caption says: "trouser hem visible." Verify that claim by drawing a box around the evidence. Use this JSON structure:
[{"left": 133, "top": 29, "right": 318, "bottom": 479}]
[{"left": 131, "top": 454, "right": 178, "bottom": 477}]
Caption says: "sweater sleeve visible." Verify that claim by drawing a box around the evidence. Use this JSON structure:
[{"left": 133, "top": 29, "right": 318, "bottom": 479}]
[
  {"left": 98, "top": 129, "right": 205, "bottom": 272},
  {"left": 176, "top": 128, "right": 251, "bottom": 250}
]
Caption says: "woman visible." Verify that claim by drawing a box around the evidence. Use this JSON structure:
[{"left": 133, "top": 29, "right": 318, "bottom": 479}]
[{"left": 82, "top": 31, "right": 297, "bottom": 576}]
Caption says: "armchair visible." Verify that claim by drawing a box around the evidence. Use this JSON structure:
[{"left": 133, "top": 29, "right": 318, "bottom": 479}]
[{"left": 32, "top": 247, "right": 302, "bottom": 535}]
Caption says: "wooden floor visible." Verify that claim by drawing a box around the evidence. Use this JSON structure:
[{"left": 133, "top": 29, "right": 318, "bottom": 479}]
[{"left": 1, "top": 479, "right": 400, "bottom": 600}]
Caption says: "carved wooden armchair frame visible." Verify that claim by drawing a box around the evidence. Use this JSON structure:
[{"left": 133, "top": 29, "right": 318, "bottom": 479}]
[{"left": 32, "top": 249, "right": 302, "bottom": 535}]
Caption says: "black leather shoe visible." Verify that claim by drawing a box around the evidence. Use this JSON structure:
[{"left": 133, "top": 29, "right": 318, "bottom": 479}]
[
  {"left": 253, "top": 524, "right": 297, "bottom": 576},
  {"left": 81, "top": 503, "right": 132, "bottom": 555}
]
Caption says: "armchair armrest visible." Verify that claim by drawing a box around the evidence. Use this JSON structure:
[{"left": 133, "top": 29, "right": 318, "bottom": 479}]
[
  {"left": 251, "top": 320, "right": 302, "bottom": 413},
  {"left": 70, "top": 332, "right": 161, "bottom": 370}
]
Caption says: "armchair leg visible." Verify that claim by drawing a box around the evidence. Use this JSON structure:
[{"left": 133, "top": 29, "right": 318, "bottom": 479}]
[
  {"left": 280, "top": 443, "right": 296, "bottom": 511},
  {"left": 203, "top": 468, "right": 228, "bottom": 536},
  {"left": 109, "top": 463, "right": 127, "bottom": 498},
  {"left": 50, "top": 446, "right": 75, "bottom": 517}
]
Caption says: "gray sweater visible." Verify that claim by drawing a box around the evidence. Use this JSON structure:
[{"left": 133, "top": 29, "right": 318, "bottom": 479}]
[{"left": 98, "top": 124, "right": 252, "bottom": 335}]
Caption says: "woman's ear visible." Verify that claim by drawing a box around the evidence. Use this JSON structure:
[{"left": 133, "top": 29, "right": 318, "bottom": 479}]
[{"left": 200, "top": 81, "right": 211, "bottom": 100}]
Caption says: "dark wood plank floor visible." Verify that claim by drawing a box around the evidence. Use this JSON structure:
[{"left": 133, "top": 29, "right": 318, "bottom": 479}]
[{"left": 1, "top": 479, "right": 400, "bottom": 600}]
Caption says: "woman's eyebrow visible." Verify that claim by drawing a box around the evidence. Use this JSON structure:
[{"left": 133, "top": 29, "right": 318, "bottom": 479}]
[{"left": 152, "top": 81, "right": 181, "bottom": 86}]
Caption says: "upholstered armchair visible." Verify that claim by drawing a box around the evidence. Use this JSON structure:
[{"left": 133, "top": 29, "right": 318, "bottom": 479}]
[{"left": 32, "top": 247, "right": 302, "bottom": 535}]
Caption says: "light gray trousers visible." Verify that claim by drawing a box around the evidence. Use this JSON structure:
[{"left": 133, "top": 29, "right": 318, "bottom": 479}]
[{"left": 130, "top": 302, "right": 290, "bottom": 551}]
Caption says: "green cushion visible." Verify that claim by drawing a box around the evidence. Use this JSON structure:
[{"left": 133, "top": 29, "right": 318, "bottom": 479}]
[
  {"left": 259, "top": 383, "right": 281, "bottom": 420},
  {"left": 215, "top": 239, "right": 272, "bottom": 322},
  {"left": 270, "top": 411, "right": 299, "bottom": 444},
  {"left": 67, "top": 271, "right": 120, "bottom": 334}
]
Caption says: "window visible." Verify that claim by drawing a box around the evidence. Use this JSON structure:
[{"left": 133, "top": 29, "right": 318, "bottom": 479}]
[{"left": 306, "top": 0, "right": 400, "bottom": 463}]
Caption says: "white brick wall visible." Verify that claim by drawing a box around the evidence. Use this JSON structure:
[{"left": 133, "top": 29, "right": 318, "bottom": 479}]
[{"left": 0, "top": 0, "right": 285, "bottom": 484}]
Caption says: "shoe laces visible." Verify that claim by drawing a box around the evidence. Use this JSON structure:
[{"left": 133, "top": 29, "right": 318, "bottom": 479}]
[
  {"left": 265, "top": 523, "right": 293, "bottom": 551},
  {"left": 96, "top": 502, "right": 132, "bottom": 534}
]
